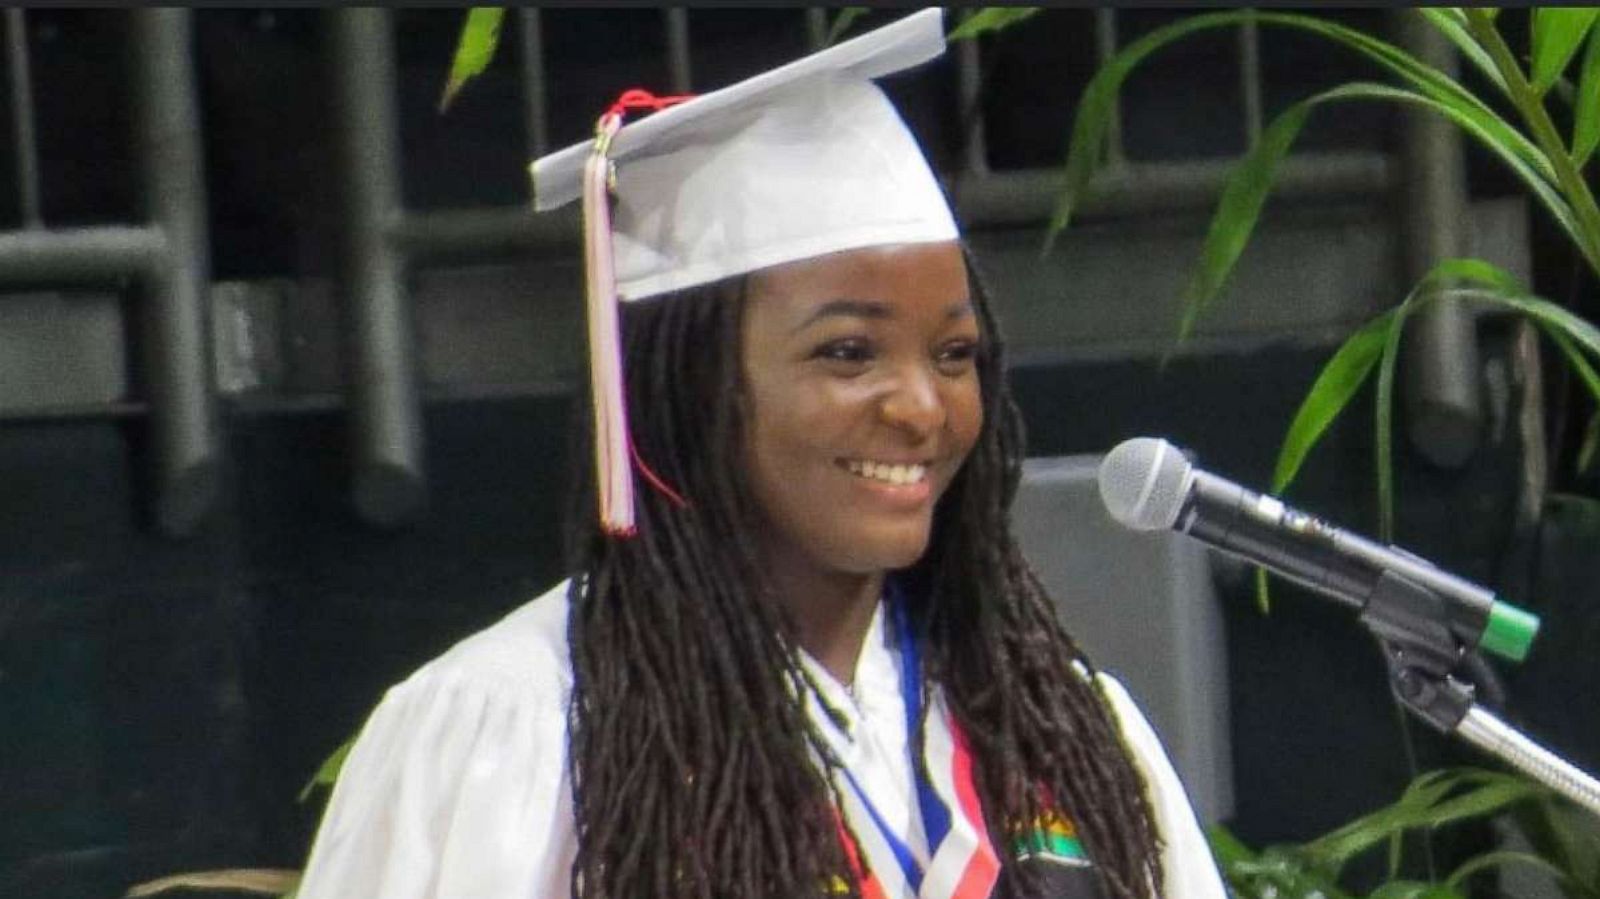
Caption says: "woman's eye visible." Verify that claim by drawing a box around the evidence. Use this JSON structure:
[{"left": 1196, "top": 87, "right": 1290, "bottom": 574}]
[
  {"left": 812, "top": 338, "right": 874, "bottom": 365},
  {"left": 935, "top": 339, "right": 979, "bottom": 374}
]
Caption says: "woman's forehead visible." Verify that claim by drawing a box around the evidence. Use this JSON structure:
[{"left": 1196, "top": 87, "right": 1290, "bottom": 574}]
[{"left": 745, "top": 242, "right": 969, "bottom": 315}]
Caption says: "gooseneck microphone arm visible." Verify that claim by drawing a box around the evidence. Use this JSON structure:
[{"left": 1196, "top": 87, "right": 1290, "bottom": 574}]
[
  {"left": 1098, "top": 437, "right": 1600, "bottom": 819},
  {"left": 1360, "top": 570, "right": 1600, "bottom": 818}
]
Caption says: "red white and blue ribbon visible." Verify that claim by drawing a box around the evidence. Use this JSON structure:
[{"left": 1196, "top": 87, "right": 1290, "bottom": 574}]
[{"left": 828, "top": 586, "right": 999, "bottom": 899}]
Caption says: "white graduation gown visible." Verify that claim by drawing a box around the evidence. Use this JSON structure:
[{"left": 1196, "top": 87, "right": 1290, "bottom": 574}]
[{"left": 295, "top": 580, "right": 1227, "bottom": 899}]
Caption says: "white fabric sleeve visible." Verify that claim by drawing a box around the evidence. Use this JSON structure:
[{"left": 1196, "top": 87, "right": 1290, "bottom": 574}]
[
  {"left": 1098, "top": 674, "right": 1229, "bottom": 899},
  {"left": 294, "top": 668, "right": 575, "bottom": 899}
]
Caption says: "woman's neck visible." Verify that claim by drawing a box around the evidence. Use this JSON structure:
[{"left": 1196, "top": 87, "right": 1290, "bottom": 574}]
[{"left": 769, "top": 563, "right": 885, "bottom": 688}]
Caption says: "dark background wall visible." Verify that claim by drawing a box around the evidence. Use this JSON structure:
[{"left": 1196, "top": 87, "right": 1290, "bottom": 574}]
[{"left": 1, "top": 8, "right": 1592, "bottom": 898}]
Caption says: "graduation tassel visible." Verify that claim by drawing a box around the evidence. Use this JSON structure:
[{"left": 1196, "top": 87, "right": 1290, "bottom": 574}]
[
  {"left": 582, "top": 112, "right": 632, "bottom": 535},
  {"left": 582, "top": 89, "right": 694, "bottom": 536}
]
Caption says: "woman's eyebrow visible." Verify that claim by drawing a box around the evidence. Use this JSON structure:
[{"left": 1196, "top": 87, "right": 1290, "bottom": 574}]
[
  {"left": 792, "top": 298, "right": 974, "bottom": 333},
  {"left": 791, "top": 299, "right": 890, "bottom": 332}
]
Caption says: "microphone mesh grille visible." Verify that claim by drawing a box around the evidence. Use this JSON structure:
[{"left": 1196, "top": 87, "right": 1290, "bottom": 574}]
[{"left": 1097, "top": 437, "right": 1193, "bottom": 531}]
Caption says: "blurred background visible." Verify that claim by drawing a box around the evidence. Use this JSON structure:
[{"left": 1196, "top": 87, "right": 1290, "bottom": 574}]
[{"left": 1, "top": 7, "right": 1596, "bottom": 897}]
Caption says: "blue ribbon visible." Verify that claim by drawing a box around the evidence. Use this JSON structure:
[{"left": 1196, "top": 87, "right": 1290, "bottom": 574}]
[{"left": 837, "top": 580, "right": 953, "bottom": 892}]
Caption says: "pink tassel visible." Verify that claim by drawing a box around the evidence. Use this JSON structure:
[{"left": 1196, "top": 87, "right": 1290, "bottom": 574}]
[
  {"left": 583, "top": 112, "right": 634, "bottom": 536},
  {"left": 581, "top": 90, "right": 696, "bottom": 537}
]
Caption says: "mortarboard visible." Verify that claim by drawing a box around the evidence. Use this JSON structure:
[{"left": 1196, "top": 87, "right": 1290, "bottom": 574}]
[{"left": 531, "top": 8, "right": 956, "bottom": 535}]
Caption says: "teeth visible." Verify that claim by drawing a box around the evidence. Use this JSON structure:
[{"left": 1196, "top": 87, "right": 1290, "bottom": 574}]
[{"left": 846, "top": 460, "right": 927, "bottom": 485}]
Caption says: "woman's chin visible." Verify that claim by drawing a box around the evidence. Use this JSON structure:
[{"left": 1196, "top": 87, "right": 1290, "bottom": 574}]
[{"left": 827, "top": 524, "right": 933, "bottom": 574}]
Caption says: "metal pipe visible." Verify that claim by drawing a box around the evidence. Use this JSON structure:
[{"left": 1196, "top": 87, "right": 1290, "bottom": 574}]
[
  {"left": 1457, "top": 705, "right": 1600, "bottom": 819},
  {"left": 0, "top": 225, "right": 163, "bottom": 282},
  {"left": 1394, "top": 11, "right": 1482, "bottom": 468},
  {"left": 954, "top": 29, "right": 989, "bottom": 176},
  {"left": 5, "top": 8, "right": 41, "bottom": 228},
  {"left": 516, "top": 7, "right": 549, "bottom": 160},
  {"left": 389, "top": 204, "right": 578, "bottom": 263},
  {"left": 129, "top": 8, "right": 220, "bottom": 538},
  {"left": 1238, "top": 14, "right": 1263, "bottom": 148},
  {"left": 326, "top": 8, "right": 427, "bottom": 527},
  {"left": 949, "top": 152, "right": 1394, "bottom": 227},
  {"left": 1510, "top": 319, "right": 1547, "bottom": 535},
  {"left": 1093, "top": 9, "right": 1124, "bottom": 166},
  {"left": 664, "top": 7, "right": 692, "bottom": 93},
  {"left": 393, "top": 153, "right": 1392, "bottom": 252},
  {"left": 805, "top": 7, "right": 828, "bottom": 50}
]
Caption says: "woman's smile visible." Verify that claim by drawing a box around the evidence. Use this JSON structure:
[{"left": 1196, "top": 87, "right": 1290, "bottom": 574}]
[
  {"left": 836, "top": 457, "right": 934, "bottom": 508},
  {"left": 838, "top": 457, "right": 929, "bottom": 486}
]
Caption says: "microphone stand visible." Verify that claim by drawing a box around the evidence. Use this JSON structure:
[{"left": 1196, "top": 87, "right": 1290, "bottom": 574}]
[{"left": 1358, "top": 570, "right": 1600, "bottom": 818}]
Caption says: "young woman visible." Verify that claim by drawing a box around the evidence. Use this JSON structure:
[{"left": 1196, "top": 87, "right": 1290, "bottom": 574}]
[{"left": 295, "top": 11, "right": 1225, "bottom": 899}]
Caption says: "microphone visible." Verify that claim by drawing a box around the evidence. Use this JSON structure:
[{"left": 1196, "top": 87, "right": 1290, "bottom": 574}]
[{"left": 1096, "top": 437, "right": 1540, "bottom": 664}]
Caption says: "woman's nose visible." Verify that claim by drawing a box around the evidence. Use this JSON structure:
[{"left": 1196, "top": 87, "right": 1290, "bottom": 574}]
[{"left": 879, "top": 365, "right": 946, "bottom": 438}]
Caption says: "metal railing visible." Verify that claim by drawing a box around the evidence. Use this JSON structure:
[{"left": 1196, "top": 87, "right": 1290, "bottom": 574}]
[
  {"left": 0, "top": 8, "right": 216, "bottom": 538},
  {"left": 1, "top": 8, "right": 1478, "bottom": 533}
]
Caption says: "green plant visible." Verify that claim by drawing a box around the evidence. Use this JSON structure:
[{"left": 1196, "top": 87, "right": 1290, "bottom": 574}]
[
  {"left": 1014, "top": 6, "right": 1600, "bottom": 897},
  {"left": 436, "top": 5, "right": 1044, "bottom": 113},
  {"left": 1209, "top": 768, "right": 1600, "bottom": 899},
  {"left": 1048, "top": 8, "right": 1600, "bottom": 592}
]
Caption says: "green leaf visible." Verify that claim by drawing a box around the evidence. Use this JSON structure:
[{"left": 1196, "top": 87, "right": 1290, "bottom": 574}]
[
  {"left": 1486, "top": 295, "right": 1600, "bottom": 479},
  {"left": 1216, "top": 843, "right": 1354, "bottom": 899},
  {"left": 439, "top": 8, "right": 505, "bottom": 113},
  {"left": 1383, "top": 279, "right": 1600, "bottom": 482},
  {"left": 1367, "top": 882, "right": 1463, "bottom": 899},
  {"left": 1206, "top": 824, "right": 1259, "bottom": 865},
  {"left": 1263, "top": 310, "right": 1394, "bottom": 597},
  {"left": 1252, "top": 567, "right": 1272, "bottom": 613},
  {"left": 1446, "top": 849, "right": 1573, "bottom": 892},
  {"left": 1419, "top": 8, "right": 1508, "bottom": 98},
  {"left": 1241, "top": 13, "right": 1555, "bottom": 188},
  {"left": 1050, "top": 11, "right": 1574, "bottom": 259},
  {"left": 1370, "top": 259, "right": 1526, "bottom": 539},
  {"left": 1465, "top": 286, "right": 1600, "bottom": 361},
  {"left": 1376, "top": 272, "right": 1600, "bottom": 525},
  {"left": 1573, "top": 25, "right": 1600, "bottom": 166},
  {"left": 1176, "top": 99, "right": 1314, "bottom": 343},
  {"left": 1423, "top": 776, "right": 1548, "bottom": 826},
  {"left": 1544, "top": 326, "right": 1600, "bottom": 406},
  {"left": 1176, "top": 80, "right": 1569, "bottom": 350},
  {"left": 1049, "top": 11, "right": 1257, "bottom": 249},
  {"left": 1055, "top": 11, "right": 1576, "bottom": 346},
  {"left": 1254, "top": 258, "right": 1520, "bottom": 612},
  {"left": 1299, "top": 768, "right": 1544, "bottom": 876},
  {"left": 298, "top": 738, "right": 355, "bottom": 803},
  {"left": 947, "top": 7, "right": 1041, "bottom": 42},
  {"left": 1463, "top": 7, "right": 1600, "bottom": 276},
  {"left": 1272, "top": 309, "right": 1395, "bottom": 494},
  {"left": 1532, "top": 8, "right": 1600, "bottom": 96},
  {"left": 823, "top": 8, "right": 869, "bottom": 47},
  {"left": 1509, "top": 794, "right": 1600, "bottom": 891},
  {"left": 1580, "top": 411, "right": 1600, "bottom": 474},
  {"left": 1414, "top": 256, "right": 1527, "bottom": 294},
  {"left": 1367, "top": 276, "right": 1600, "bottom": 530}
]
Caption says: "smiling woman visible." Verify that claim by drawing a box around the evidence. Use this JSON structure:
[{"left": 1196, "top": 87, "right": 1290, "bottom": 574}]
[
  {"left": 293, "top": 10, "right": 1226, "bottom": 899},
  {"left": 742, "top": 243, "right": 984, "bottom": 679}
]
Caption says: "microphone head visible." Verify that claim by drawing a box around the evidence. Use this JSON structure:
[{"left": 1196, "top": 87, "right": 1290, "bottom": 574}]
[{"left": 1097, "top": 437, "right": 1194, "bottom": 531}]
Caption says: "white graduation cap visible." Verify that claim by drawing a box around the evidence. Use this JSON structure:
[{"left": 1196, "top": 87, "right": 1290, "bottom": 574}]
[{"left": 530, "top": 8, "right": 955, "bottom": 535}]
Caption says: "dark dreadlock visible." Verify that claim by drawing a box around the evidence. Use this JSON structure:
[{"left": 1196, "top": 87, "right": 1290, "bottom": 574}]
[{"left": 564, "top": 250, "right": 1163, "bottom": 899}]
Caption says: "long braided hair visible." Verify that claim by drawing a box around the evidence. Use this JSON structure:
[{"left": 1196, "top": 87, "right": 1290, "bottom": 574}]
[{"left": 564, "top": 250, "right": 1164, "bottom": 899}]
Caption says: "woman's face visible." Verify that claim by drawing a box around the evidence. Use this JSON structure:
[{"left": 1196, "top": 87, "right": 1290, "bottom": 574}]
[{"left": 740, "top": 241, "right": 983, "bottom": 579}]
